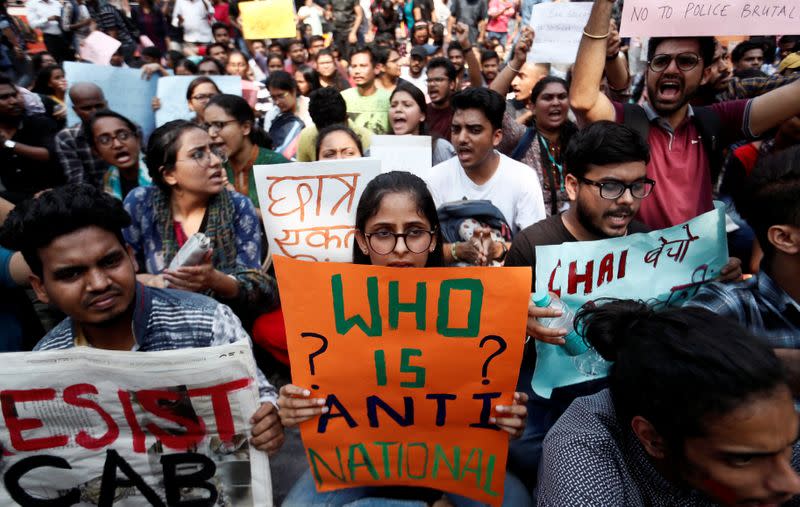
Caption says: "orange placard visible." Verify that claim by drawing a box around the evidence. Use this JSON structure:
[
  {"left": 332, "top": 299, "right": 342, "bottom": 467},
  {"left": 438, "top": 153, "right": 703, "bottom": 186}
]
[{"left": 274, "top": 257, "right": 532, "bottom": 505}]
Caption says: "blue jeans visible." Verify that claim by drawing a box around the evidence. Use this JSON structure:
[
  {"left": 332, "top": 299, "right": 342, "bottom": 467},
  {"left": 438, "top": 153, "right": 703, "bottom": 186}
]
[
  {"left": 283, "top": 469, "right": 532, "bottom": 507},
  {"left": 486, "top": 31, "right": 508, "bottom": 47}
]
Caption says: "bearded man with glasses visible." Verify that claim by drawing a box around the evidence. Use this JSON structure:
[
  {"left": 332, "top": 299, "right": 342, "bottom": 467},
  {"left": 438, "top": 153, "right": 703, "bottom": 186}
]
[
  {"left": 501, "top": 122, "right": 742, "bottom": 487},
  {"left": 571, "top": 0, "right": 800, "bottom": 231}
]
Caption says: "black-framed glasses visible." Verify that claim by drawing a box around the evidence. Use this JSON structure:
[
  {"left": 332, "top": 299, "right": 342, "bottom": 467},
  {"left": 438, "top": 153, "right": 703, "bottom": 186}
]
[
  {"left": 364, "top": 228, "right": 437, "bottom": 255},
  {"left": 191, "top": 93, "right": 217, "bottom": 102},
  {"left": 648, "top": 52, "right": 701, "bottom": 72},
  {"left": 579, "top": 176, "right": 655, "bottom": 200},
  {"left": 201, "top": 119, "right": 238, "bottom": 133},
  {"left": 96, "top": 128, "right": 134, "bottom": 146},
  {"left": 176, "top": 145, "right": 228, "bottom": 167}
]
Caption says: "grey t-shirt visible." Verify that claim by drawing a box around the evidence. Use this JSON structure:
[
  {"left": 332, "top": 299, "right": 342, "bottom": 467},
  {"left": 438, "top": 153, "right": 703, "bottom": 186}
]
[{"left": 449, "top": 0, "right": 487, "bottom": 43}]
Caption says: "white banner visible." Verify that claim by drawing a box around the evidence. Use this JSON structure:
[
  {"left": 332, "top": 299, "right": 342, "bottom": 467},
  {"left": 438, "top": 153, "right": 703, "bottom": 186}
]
[
  {"left": 254, "top": 159, "right": 381, "bottom": 263},
  {"left": 0, "top": 343, "right": 271, "bottom": 506},
  {"left": 528, "top": 2, "right": 593, "bottom": 64},
  {"left": 369, "top": 135, "right": 432, "bottom": 177}
]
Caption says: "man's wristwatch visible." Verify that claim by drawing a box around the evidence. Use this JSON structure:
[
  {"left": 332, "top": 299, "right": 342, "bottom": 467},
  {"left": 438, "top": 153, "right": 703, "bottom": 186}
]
[{"left": 4, "top": 140, "right": 16, "bottom": 151}]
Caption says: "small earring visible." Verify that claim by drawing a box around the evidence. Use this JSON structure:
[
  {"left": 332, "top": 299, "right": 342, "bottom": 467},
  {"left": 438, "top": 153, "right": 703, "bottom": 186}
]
[{"left": 362, "top": 249, "right": 369, "bottom": 255}]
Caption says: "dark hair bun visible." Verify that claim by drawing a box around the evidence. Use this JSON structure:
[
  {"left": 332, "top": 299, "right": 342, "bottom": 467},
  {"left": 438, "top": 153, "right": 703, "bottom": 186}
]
[{"left": 575, "top": 299, "right": 653, "bottom": 361}]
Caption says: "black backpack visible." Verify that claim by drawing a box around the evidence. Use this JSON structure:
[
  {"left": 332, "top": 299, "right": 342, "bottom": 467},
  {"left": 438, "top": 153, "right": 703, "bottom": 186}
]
[
  {"left": 622, "top": 102, "right": 724, "bottom": 184},
  {"left": 437, "top": 199, "right": 513, "bottom": 243}
]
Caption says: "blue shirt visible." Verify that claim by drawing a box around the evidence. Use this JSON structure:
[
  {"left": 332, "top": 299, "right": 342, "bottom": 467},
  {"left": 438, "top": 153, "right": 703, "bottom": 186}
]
[{"left": 685, "top": 270, "right": 800, "bottom": 350}]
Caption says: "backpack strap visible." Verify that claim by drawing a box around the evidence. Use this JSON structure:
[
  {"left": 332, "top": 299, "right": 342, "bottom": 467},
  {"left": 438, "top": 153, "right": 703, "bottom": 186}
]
[
  {"left": 692, "top": 106, "right": 724, "bottom": 184},
  {"left": 622, "top": 103, "right": 651, "bottom": 144},
  {"left": 511, "top": 127, "right": 537, "bottom": 161}
]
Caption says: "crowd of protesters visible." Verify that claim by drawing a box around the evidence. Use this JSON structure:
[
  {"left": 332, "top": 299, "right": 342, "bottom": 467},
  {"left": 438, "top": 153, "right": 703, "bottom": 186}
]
[{"left": 2, "top": 0, "right": 800, "bottom": 504}]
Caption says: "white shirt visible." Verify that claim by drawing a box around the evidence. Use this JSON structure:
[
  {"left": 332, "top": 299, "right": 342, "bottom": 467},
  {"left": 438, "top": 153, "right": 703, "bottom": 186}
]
[
  {"left": 297, "top": 5, "right": 324, "bottom": 36},
  {"left": 27, "top": 0, "right": 63, "bottom": 35},
  {"left": 400, "top": 66, "right": 429, "bottom": 102},
  {"left": 172, "top": 0, "right": 213, "bottom": 43},
  {"left": 425, "top": 151, "right": 546, "bottom": 235}
]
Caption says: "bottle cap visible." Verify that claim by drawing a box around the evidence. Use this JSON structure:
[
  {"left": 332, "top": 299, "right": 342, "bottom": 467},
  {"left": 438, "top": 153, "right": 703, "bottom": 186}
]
[{"left": 531, "top": 290, "right": 551, "bottom": 307}]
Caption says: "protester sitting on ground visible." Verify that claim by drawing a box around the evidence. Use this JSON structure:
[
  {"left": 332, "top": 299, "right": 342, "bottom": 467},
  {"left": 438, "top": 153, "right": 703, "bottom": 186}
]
[
  {"left": 186, "top": 77, "right": 222, "bottom": 124},
  {"left": 716, "top": 115, "right": 800, "bottom": 270},
  {"left": 572, "top": 0, "right": 800, "bottom": 231},
  {"left": 204, "top": 94, "right": 288, "bottom": 210},
  {"left": 277, "top": 171, "right": 531, "bottom": 506},
  {"left": 512, "top": 122, "right": 743, "bottom": 487},
  {"left": 389, "top": 81, "right": 455, "bottom": 165},
  {"left": 122, "top": 120, "right": 278, "bottom": 327},
  {"left": 264, "top": 71, "right": 306, "bottom": 159},
  {"left": 294, "top": 64, "right": 321, "bottom": 97},
  {"left": 296, "top": 87, "right": 373, "bottom": 161},
  {"left": 687, "top": 146, "right": 800, "bottom": 387},
  {"left": 150, "top": 76, "right": 222, "bottom": 124},
  {"left": 316, "top": 123, "right": 364, "bottom": 160},
  {"left": 88, "top": 110, "right": 151, "bottom": 200},
  {"left": 197, "top": 56, "right": 225, "bottom": 76},
  {"left": 55, "top": 83, "right": 109, "bottom": 187},
  {"left": 425, "top": 87, "right": 546, "bottom": 265},
  {"left": 0, "top": 76, "right": 62, "bottom": 203},
  {"left": 0, "top": 183, "right": 285, "bottom": 455},
  {"left": 499, "top": 76, "right": 577, "bottom": 216},
  {"left": 538, "top": 299, "right": 800, "bottom": 505},
  {"left": 30, "top": 64, "right": 67, "bottom": 129},
  {"left": 314, "top": 48, "right": 351, "bottom": 91}
]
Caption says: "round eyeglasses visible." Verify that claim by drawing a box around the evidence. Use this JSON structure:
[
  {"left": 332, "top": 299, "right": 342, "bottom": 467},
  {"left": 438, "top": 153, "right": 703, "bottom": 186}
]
[
  {"left": 364, "top": 229, "right": 437, "bottom": 255},
  {"left": 579, "top": 176, "right": 656, "bottom": 200},
  {"left": 648, "top": 52, "right": 701, "bottom": 73},
  {"left": 96, "top": 128, "right": 134, "bottom": 146}
]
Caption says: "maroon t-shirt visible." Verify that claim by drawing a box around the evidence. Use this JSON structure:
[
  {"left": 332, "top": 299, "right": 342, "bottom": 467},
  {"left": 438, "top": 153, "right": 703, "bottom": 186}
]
[
  {"left": 613, "top": 100, "right": 751, "bottom": 230},
  {"left": 426, "top": 104, "right": 454, "bottom": 141}
]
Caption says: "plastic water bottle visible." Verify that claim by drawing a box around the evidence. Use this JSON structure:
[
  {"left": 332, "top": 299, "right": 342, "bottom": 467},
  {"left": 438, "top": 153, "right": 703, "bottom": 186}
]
[{"left": 531, "top": 291, "right": 589, "bottom": 356}]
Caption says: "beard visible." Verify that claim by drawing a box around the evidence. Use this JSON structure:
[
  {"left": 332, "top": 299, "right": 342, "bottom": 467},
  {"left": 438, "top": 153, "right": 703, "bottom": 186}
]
[
  {"left": 647, "top": 76, "right": 701, "bottom": 115},
  {"left": 575, "top": 199, "right": 633, "bottom": 239}
]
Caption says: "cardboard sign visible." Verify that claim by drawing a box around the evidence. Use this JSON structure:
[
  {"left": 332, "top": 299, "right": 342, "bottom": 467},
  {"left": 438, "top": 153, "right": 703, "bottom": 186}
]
[
  {"left": 64, "top": 62, "right": 158, "bottom": 139},
  {"left": 0, "top": 343, "right": 271, "bottom": 506},
  {"left": 274, "top": 257, "right": 531, "bottom": 505},
  {"left": 532, "top": 204, "right": 729, "bottom": 398},
  {"left": 155, "top": 75, "right": 243, "bottom": 126},
  {"left": 527, "top": 2, "right": 592, "bottom": 64},
  {"left": 253, "top": 159, "right": 381, "bottom": 263},
  {"left": 240, "top": 0, "right": 297, "bottom": 40},
  {"left": 620, "top": 0, "right": 799, "bottom": 37},
  {"left": 79, "top": 30, "right": 122, "bottom": 65},
  {"left": 369, "top": 135, "right": 432, "bottom": 178}
]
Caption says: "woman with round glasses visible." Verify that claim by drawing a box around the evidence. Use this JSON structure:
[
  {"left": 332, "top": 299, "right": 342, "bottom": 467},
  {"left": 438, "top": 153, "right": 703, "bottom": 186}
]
[
  {"left": 88, "top": 110, "right": 151, "bottom": 200},
  {"left": 273, "top": 172, "right": 532, "bottom": 507},
  {"left": 204, "top": 94, "right": 288, "bottom": 211},
  {"left": 122, "top": 119, "right": 277, "bottom": 323},
  {"left": 186, "top": 77, "right": 222, "bottom": 125}
]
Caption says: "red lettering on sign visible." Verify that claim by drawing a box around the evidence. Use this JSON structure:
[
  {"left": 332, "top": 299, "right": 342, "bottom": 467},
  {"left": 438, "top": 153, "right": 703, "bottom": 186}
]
[
  {"left": 118, "top": 390, "right": 146, "bottom": 453},
  {"left": 189, "top": 378, "right": 251, "bottom": 443},
  {"left": 136, "top": 389, "right": 206, "bottom": 451},
  {"left": 568, "top": 260, "right": 594, "bottom": 295},
  {"left": 1, "top": 389, "right": 68, "bottom": 452},
  {"left": 64, "top": 384, "right": 119, "bottom": 450}
]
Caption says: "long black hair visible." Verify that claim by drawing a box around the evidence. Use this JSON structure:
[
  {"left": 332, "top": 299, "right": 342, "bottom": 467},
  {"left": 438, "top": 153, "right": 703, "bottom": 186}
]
[
  {"left": 353, "top": 171, "right": 444, "bottom": 267},
  {"left": 576, "top": 299, "right": 787, "bottom": 453},
  {"left": 205, "top": 94, "right": 273, "bottom": 149}
]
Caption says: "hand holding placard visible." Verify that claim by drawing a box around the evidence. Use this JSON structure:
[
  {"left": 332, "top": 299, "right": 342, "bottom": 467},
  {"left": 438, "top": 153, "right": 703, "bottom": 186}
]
[{"left": 275, "top": 258, "right": 531, "bottom": 505}]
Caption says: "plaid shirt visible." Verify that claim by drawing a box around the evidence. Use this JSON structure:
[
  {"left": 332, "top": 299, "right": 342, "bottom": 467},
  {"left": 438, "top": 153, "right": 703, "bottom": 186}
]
[
  {"left": 718, "top": 72, "right": 800, "bottom": 102},
  {"left": 55, "top": 124, "right": 108, "bottom": 187},
  {"left": 686, "top": 270, "right": 800, "bottom": 350}
]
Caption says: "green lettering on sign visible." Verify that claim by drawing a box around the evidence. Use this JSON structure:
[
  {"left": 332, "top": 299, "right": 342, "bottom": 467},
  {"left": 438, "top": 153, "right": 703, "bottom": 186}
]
[
  {"left": 332, "top": 274, "right": 382, "bottom": 336},
  {"left": 388, "top": 281, "right": 427, "bottom": 330},
  {"left": 348, "top": 443, "right": 379, "bottom": 480},
  {"left": 436, "top": 279, "right": 484, "bottom": 337}
]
